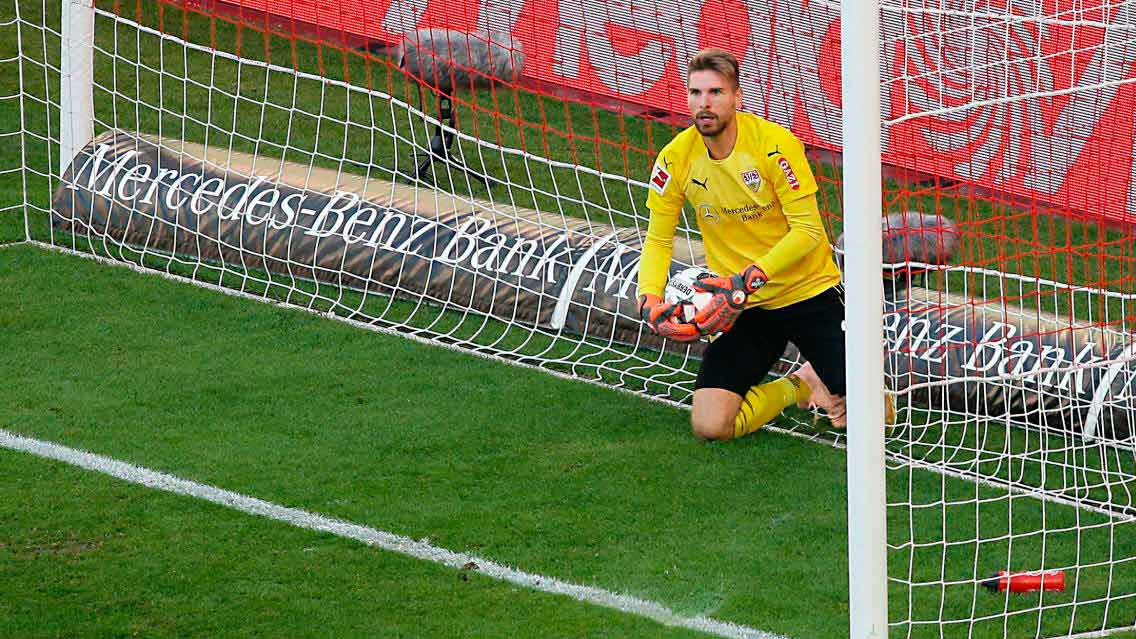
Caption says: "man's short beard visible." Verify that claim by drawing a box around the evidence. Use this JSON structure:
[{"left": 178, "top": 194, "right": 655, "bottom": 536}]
[{"left": 696, "top": 117, "right": 728, "bottom": 138}]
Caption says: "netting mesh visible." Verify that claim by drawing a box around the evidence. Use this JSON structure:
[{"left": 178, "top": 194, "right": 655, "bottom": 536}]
[
  {"left": 881, "top": 0, "right": 1136, "bottom": 635},
  {"left": 10, "top": 0, "right": 1136, "bottom": 636},
  {"left": 31, "top": 0, "right": 713, "bottom": 400}
]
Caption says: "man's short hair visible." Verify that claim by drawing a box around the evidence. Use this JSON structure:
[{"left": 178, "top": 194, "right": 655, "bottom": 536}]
[{"left": 688, "top": 49, "right": 740, "bottom": 90}]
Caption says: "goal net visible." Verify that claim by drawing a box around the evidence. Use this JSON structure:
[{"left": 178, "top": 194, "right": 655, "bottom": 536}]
[
  {"left": 8, "top": 0, "right": 1136, "bottom": 636},
  {"left": 881, "top": 0, "right": 1136, "bottom": 635}
]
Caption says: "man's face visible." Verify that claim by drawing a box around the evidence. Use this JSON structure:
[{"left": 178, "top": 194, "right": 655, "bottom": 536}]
[{"left": 687, "top": 69, "right": 741, "bottom": 138}]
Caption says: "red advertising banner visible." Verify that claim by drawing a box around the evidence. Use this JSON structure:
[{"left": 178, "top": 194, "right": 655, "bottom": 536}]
[{"left": 220, "top": 0, "right": 1136, "bottom": 222}]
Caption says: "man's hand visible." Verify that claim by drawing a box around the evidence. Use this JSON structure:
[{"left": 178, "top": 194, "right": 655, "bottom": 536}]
[
  {"left": 691, "top": 264, "right": 768, "bottom": 335},
  {"left": 638, "top": 294, "right": 700, "bottom": 342}
]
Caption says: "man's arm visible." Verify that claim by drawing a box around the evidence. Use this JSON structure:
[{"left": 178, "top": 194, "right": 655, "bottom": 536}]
[
  {"left": 637, "top": 152, "right": 698, "bottom": 342},
  {"left": 754, "top": 133, "right": 825, "bottom": 276},
  {"left": 637, "top": 209, "right": 680, "bottom": 299},
  {"left": 752, "top": 193, "right": 825, "bottom": 278},
  {"left": 637, "top": 152, "right": 685, "bottom": 299}
]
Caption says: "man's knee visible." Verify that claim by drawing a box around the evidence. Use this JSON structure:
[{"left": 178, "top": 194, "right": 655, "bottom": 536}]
[
  {"left": 691, "top": 388, "right": 743, "bottom": 441},
  {"left": 691, "top": 413, "right": 734, "bottom": 441}
]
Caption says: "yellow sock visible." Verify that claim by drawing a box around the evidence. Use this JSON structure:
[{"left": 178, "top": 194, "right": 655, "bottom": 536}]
[{"left": 733, "top": 376, "right": 811, "bottom": 439}]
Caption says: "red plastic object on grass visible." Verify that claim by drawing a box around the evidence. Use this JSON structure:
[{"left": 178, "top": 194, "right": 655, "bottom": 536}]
[{"left": 983, "top": 570, "right": 1065, "bottom": 593}]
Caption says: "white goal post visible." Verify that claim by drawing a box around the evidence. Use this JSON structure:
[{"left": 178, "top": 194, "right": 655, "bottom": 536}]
[
  {"left": 59, "top": 0, "right": 93, "bottom": 177},
  {"left": 842, "top": 0, "right": 889, "bottom": 635}
]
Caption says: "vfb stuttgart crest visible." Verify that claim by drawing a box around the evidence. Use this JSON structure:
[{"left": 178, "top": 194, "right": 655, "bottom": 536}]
[{"left": 741, "top": 169, "right": 762, "bottom": 193}]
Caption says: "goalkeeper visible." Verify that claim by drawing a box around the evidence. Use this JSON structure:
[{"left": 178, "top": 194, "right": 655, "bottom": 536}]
[{"left": 637, "top": 48, "right": 846, "bottom": 441}]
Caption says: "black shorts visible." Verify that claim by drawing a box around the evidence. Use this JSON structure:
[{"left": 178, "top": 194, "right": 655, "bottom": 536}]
[{"left": 694, "top": 286, "right": 846, "bottom": 397}]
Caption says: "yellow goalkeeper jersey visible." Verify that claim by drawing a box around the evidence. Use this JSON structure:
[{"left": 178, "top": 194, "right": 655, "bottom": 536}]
[{"left": 639, "top": 111, "right": 841, "bottom": 309}]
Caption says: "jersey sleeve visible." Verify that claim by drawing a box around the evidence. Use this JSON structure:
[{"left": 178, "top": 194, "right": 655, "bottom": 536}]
[
  {"left": 753, "top": 194, "right": 825, "bottom": 277},
  {"left": 767, "top": 131, "right": 818, "bottom": 205},
  {"left": 638, "top": 149, "right": 687, "bottom": 298},
  {"left": 753, "top": 130, "right": 826, "bottom": 277}
]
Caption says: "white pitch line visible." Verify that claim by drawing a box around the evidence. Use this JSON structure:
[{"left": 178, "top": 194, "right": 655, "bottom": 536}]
[{"left": 0, "top": 428, "right": 790, "bottom": 639}]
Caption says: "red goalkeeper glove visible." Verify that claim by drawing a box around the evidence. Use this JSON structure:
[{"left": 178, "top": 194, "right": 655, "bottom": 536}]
[
  {"left": 691, "top": 264, "right": 768, "bottom": 335},
  {"left": 638, "top": 294, "right": 700, "bottom": 343}
]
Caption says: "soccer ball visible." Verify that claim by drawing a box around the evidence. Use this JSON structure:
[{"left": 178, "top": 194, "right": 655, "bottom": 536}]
[{"left": 664, "top": 266, "right": 717, "bottom": 323}]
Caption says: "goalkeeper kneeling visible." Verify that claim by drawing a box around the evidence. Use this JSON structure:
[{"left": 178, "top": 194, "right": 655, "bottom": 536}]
[{"left": 637, "top": 47, "right": 847, "bottom": 441}]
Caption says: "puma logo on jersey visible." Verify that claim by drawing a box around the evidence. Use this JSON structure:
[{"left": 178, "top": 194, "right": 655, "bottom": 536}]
[
  {"left": 778, "top": 157, "right": 800, "bottom": 190},
  {"left": 691, "top": 176, "right": 709, "bottom": 190}
]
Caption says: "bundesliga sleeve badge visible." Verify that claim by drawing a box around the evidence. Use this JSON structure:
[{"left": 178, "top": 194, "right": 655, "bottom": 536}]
[{"left": 649, "top": 159, "right": 671, "bottom": 195}]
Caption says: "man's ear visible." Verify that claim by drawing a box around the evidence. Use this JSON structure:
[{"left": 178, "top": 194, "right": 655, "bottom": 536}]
[{"left": 734, "top": 87, "right": 744, "bottom": 110}]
